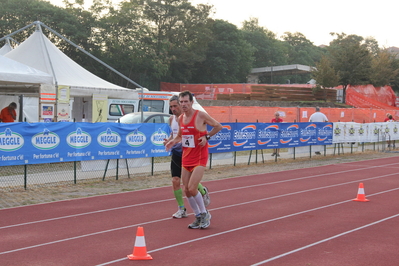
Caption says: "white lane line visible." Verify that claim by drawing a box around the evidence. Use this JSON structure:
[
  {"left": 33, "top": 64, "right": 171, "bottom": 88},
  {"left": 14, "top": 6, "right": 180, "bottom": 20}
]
[
  {"left": 2, "top": 183, "right": 398, "bottom": 260},
  {"left": 95, "top": 187, "right": 399, "bottom": 266},
  {"left": 250, "top": 213, "right": 399, "bottom": 265},
  {"left": 2, "top": 161, "right": 398, "bottom": 230}
]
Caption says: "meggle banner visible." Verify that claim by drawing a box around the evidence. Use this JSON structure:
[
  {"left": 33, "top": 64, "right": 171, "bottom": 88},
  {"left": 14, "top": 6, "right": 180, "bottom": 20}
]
[
  {"left": 1, "top": 122, "right": 334, "bottom": 166},
  {"left": 0, "top": 122, "right": 171, "bottom": 166}
]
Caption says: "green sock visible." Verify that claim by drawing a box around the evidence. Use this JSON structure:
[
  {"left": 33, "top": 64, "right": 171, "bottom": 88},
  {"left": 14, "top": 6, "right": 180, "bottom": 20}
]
[
  {"left": 197, "top": 183, "right": 205, "bottom": 196},
  {"left": 174, "top": 188, "right": 185, "bottom": 207}
]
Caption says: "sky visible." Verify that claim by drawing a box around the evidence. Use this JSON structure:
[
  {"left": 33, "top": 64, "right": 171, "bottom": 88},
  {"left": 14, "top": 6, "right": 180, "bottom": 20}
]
[{"left": 49, "top": 0, "right": 399, "bottom": 48}]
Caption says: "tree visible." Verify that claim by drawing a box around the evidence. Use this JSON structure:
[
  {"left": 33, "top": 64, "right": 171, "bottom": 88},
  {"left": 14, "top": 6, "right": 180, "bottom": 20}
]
[
  {"left": 191, "top": 19, "right": 254, "bottom": 83},
  {"left": 370, "top": 49, "right": 399, "bottom": 87},
  {"left": 281, "top": 32, "right": 325, "bottom": 83},
  {"left": 241, "top": 18, "right": 286, "bottom": 68},
  {"left": 0, "top": 0, "right": 99, "bottom": 78},
  {"left": 328, "top": 33, "right": 373, "bottom": 103},
  {"left": 91, "top": 0, "right": 213, "bottom": 88},
  {"left": 312, "top": 55, "right": 339, "bottom": 100}
]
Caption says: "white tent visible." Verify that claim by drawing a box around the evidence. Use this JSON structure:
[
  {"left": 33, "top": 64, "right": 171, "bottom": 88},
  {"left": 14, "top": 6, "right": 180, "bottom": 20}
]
[
  {"left": 0, "top": 43, "right": 12, "bottom": 55},
  {"left": 5, "top": 29, "right": 137, "bottom": 99},
  {"left": 0, "top": 55, "right": 53, "bottom": 86}
]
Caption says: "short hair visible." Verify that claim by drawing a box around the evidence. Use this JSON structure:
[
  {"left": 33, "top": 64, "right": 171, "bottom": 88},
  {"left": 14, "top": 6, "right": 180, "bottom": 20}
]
[
  {"left": 9, "top": 102, "right": 17, "bottom": 108},
  {"left": 315, "top": 107, "right": 320, "bottom": 112},
  {"left": 179, "top": 90, "right": 193, "bottom": 102},
  {"left": 169, "top": 95, "right": 179, "bottom": 103},
  {"left": 389, "top": 115, "right": 393, "bottom": 120}
]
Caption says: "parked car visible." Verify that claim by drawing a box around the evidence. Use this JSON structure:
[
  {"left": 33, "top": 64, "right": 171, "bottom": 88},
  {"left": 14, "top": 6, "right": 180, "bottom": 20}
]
[{"left": 116, "top": 111, "right": 171, "bottom": 124}]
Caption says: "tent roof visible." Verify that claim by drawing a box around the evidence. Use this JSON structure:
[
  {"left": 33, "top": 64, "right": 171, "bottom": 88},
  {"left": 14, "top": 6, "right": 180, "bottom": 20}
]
[
  {"left": 0, "top": 43, "right": 12, "bottom": 55},
  {"left": 5, "top": 30, "right": 137, "bottom": 99},
  {"left": 0, "top": 55, "right": 53, "bottom": 85}
]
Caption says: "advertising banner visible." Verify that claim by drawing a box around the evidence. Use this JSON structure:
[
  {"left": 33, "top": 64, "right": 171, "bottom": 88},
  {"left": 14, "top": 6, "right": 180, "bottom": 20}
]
[
  {"left": 207, "top": 123, "right": 233, "bottom": 153},
  {"left": 0, "top": 122, "right": 171, "bottom": 166},
  {"left": 0, "top": 121, "right": 336, "bottom": 166},
  {"left": 231, "top": 123, "right": 257, "bottom": 151}
]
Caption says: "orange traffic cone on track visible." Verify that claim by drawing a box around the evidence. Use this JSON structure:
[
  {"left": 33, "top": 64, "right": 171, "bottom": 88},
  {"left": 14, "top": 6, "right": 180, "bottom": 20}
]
[
  {"left": 127, "top": 226, "right": 153, "bottom": 260},
  {"left": 353, "top": 183, "right": 369, "bottom": 202}
]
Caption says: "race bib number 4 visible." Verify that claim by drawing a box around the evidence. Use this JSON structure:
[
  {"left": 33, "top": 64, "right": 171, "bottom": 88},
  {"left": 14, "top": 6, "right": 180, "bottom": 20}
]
[{"left": 182, "top": 135, "right": 195, "bottom": 148}]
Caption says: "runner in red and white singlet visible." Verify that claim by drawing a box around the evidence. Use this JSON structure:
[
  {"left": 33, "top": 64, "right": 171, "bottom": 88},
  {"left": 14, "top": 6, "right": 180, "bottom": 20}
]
[
  {"left": 165, "top": 91, "right": 222, "bottom": 229},
  {"left": 180, "top": 109, "right": 208, "bottom": 172}
]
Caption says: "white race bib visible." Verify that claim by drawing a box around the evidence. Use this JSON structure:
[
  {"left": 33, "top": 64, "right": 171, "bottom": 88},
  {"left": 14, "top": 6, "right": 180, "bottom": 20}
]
[{"left": 182, "top": 135, "right": 195, "bottom": 148}]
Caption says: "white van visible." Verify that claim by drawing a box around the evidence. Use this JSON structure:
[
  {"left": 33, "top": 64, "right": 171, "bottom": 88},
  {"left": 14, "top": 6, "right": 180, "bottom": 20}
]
[{"left": 107, "top": 91, "right": 205, "bottom": 122}]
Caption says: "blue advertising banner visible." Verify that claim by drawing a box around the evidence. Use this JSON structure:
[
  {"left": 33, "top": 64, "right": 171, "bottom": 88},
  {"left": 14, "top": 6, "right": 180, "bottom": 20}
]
[
  {"left": 207, "top": 124, "right": 233, "bottom": 153},
  {"left": 0, "top": 122, "right": 333, "bottom": 166},
  {"left": 231, "top": 123, "right": 257, "bottom": 151},
  {"left": 278, "top": 123, "right": 301, "bottom": 147},
  {"left": 0, "top": 122, "right": 171, "bottom": 166},
  {"left": 316, "top": 123, "right": 333, "bottom": 145},
  {"left": 256, "top": 123, "right": 281, "bottom": 150}
]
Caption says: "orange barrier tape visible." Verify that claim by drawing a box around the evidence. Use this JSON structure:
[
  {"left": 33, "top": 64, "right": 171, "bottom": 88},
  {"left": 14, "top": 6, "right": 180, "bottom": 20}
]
[{"left": 204, "top": 106, "right": 399, "bottom": 123}]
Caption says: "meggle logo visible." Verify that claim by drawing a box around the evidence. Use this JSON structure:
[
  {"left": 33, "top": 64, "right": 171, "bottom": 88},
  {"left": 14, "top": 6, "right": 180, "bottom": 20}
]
[
  {"left": 32, "top": 128, "right": 60, "bottom": 150},
  {"left": 126, "top": 129, "right": 146, "bottom": 147},
  {"left": 0, "top": 128, "right": 24, "bottom": 151},
  {"left": 67, "top": 127, "right": 92, "bottom": 149},
  {"left": 97, "top": 128, "right": 121, "bottom": 148},
  {"left": 151, "top": 128, "right": 168, "bottom": 146},
  {"left": 233, "top": 124, "right": 256, "bottom": 147}
]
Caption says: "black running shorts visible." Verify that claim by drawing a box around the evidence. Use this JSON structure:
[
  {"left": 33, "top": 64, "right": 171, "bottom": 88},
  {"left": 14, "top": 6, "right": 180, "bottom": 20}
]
[{"left": 171, "top": 153, "right": 182, "bottom": 178}]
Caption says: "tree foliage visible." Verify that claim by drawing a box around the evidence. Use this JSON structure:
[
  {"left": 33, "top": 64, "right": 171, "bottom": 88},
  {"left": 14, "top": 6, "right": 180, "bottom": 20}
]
[
  {"left": 326, "top": 33, "right": 373, "bottom": 102},
  {"left": 191, "top": 19, "right": 254, "bottom": 83},
  {"left": 1, "top": 1, "right": 399, "bottom": 93}
]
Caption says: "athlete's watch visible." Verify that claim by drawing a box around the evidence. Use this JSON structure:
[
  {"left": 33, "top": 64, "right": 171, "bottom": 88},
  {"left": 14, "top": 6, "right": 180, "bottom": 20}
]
[{"left": 205, "top": 134, "right": 211, "bottom": 140}]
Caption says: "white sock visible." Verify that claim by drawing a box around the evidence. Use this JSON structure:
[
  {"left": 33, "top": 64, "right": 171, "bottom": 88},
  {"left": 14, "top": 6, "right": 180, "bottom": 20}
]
[
  {"left": 194, "top": 192, "right": 206, "bottom": 214},
  {"left": 187, "top": 196, "right": 200, "bottom": 216}
]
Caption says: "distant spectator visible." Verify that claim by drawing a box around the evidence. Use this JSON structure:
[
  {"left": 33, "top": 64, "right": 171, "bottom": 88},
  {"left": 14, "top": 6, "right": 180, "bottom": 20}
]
[
  {"left": 0, "top": 102, "right": 17, "bottom": 123},
  {"left": 384, "top": 113, "right": 391, "bottom": 122},
  {"left": 309, "top": 107, "right": 328, "bottom": 155},
  {"left": 271, "top": 112, "right": 283, "bottom": 157},
  {"left": 387, "top": 115, "right": 396, "bottom": 148},
  {"left": 309, "top": 107, "right": 328, "bottom": 122}
]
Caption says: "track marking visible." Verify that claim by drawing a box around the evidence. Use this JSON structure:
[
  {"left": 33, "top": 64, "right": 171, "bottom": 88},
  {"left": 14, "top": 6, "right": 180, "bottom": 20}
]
[
  {"left": 95, "top": 187, "right": 399, "bottom": 266},
  {"left": 2, "top": 161, "right": 399, "bottom": 230},
  {"left": 250, "top": 213, "right": 399, "bottom": 265},
  {"left": 2, "top": 182, "right": 399, "bottom": 258}
]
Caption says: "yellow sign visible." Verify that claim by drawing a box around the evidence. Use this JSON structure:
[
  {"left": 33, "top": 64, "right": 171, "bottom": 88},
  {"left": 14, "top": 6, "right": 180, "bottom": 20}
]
[{"left": 92, "top": 94, "right": 108, "bottom": 122}]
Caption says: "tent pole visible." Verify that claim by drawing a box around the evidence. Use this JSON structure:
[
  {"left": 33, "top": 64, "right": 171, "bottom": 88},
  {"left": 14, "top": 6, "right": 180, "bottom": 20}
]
[
  {"left": 38, "top": 21, "right": 144, "bottom": 89},
  {"left": 0, "top": 22, "right": 36, "bottom": 42}
]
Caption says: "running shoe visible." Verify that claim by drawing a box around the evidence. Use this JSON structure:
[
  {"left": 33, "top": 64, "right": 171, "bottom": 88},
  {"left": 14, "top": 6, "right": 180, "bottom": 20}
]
[
  {"left": 173, "top": 208, "right": 188, "bottom": 219},
  {"left": 202, "top": 186, "right": 211, "bottom": 207},
  {"left": 188, "top": 215, "right": 201, "bottom": 229},
  {"left": 199, "top": 211, "right": 211, "bottom": 229}
]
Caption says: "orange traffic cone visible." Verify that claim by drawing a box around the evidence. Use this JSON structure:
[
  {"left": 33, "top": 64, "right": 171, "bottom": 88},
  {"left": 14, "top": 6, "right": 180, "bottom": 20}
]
[
  {"left": 127, "top": 226, "right": 153, "bottom": 260},
  {"left": 353, "top": 183, "right": 369, "bottom": 202}
]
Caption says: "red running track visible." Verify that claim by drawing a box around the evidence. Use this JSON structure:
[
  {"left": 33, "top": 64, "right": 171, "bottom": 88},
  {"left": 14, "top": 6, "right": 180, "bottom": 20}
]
[{"left": 1, "top": 156, "right": 399, "bottom": 266}]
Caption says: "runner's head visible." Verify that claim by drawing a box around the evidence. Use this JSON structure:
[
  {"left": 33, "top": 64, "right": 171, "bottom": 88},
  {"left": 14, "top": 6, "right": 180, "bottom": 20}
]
[
  {"left": 179, "top": 91, "right": 194, "bottom": 112},
  {"left": 169, "top": 95, "right": 182, "bottom": 116}
]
